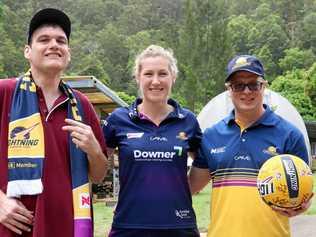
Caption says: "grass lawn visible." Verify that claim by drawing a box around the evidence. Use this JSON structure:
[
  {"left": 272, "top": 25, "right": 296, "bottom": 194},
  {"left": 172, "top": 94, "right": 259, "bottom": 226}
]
[
  {"left": 93, "top": 201, "right": 114, "bottom": 237},
  {"left": 305, "top": 172, "right": 316, "bottom": 214},
  {"left": 192, "top": 184, "right": 211, "bottom": 233},
  {"left": 93, "top": 173, "right": 316, "bottom": 237},
  {"left": 93, "top": 186, "right": 211, "bottom": 237}
]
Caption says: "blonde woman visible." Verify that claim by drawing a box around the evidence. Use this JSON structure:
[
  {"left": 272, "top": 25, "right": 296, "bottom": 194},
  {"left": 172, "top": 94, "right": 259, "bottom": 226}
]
[{"left": 103, "top": 45, "right": 201, "bottom": 237}]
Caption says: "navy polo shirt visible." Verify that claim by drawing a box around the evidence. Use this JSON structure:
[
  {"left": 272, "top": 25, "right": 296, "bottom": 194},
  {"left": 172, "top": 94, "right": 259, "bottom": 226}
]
[
  {"left": 103, "top": 98, "right": 202, "bottom": 229},
  {"left": 194, "top": 105, "right": 308, "bottom": 174},
  {"left": 193, "top": 105, "right": 308, "bottom": 237}
]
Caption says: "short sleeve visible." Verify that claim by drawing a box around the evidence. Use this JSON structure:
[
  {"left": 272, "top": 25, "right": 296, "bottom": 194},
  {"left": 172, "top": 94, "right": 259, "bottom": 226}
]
[
  {"left": 192, "top": 139, "right": 210, "bottom": 169},
  {"left": 102, "top": 113, "right": 118, "bottom": 149},
  {"left": 285, "top": 128, "right": 309, "bottom": 165},
  {"left": 188, "top": 116, "right": 202, "bottom": 152}
]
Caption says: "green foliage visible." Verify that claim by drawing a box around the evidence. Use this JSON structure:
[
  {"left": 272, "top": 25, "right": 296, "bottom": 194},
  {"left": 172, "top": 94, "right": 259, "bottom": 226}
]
[
  {"left": 228, "top": 14, "right": 253, "bottom": 54},
  {"left": 305, "top": 63, "right": 316, "bottom": 111},
  {"left": 94, "top": 24, "right": 130, "bottom": 90},
  {"left": 300, "top": 12, "right": 316, "bottom": 53},
  {"left": 0, "top": 20, "right": 4, "bottom": 76},
  {"left": 271, "top": 69, "right": 316, "bottom": 120},
  {"left": 125, "top": 29, "right": 167, "bottom": 75},
  {"left": 249, "top": 5, "right": 288, "bottom": 76},
  {"left": 116, "top": 0, "right": 152, "bottom": 35},
  {"left": 279, "top": 48, "right": 316, "bottom": 73},
  {"left": 171, "top": 93, "right": 186, "bottom": 108},
  {"left": 73, "top": 0, "right": 121, "bottom": 29},
  {"left": 177, "top": 0, "right": 232, "bottom": 111},
  {"left": 116, "top": 91, "right": 136, "bottom": 105},
  {"left": 0, "top": 0, "right": 316, "bottom": 120}
]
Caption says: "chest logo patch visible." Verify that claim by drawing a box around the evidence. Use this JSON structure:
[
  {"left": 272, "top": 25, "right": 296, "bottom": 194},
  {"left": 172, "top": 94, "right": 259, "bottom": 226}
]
[
  {"left": 176, "top": 132, "right": 188, "bottom": 140},
  {"left": 234, "top": 155, "right": 251, "bottom": 161},
  {"left": 150, "top": 136, "right": 168, "bottom": 142},
  {"left": 263, "top": 146, "right": 279, "bottom": 156}
]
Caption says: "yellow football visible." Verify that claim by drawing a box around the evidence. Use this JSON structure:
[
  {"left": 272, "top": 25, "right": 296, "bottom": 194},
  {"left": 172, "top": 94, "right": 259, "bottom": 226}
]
[{"left": 257, "top": 154, "right": 313, "bottom": 208}]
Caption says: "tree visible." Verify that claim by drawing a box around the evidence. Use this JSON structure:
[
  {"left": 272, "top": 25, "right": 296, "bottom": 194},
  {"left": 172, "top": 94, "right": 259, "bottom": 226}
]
[
  {"left": 177, "top": 0, "right": 204, "bottom": 111},
  {"left": 305, "top": 62, "right": 316, "bottom": 115},
  {"left": 125, "top": 30, "right": 167, "bottom": 69},
  {"left": 94, "top": 24, "right": 130, "bottom": 91},
  {"left": 271, "top": 69, "right": 316, "bottom": 121},
  {"left": 279, "top": 48, "right": 316, "bottom": 73},
  {"left": 177, "top": 0, "right": 232, "bottom": 112},
  {"left": 206, "top": 0, "right": 233, "bottom": 97},
  {"left": 72, "top": 0, "right": 122, "bottom": 33},
  {"left": 0, "top": 4, "right": 4, "bottom": 76},
  {"left": 0, "top": 5, "right": 29, "bottom": 76},
  {"left": 117, "top": 0, "right": 152, "bottom": 35},
  {"left": 227, "top": 0, "right": 260, "bottom": 16},
  {"left": 0, "top": 0, "right": 315, "bottom": 120},
  {"left": 70, "top": 55, "right": 110, "bottom": 86},
  {"left": 247, "top": 3, "right": 289, "bottom": 78},
  {"left": 228, "top": 14, "right": 254, "bottom": 54},
  {"left": 299, "top": 12, "right": 316, "bottom": 53},
  {"left": 264, "top": 0, "right": 304, "bottom": 46}
]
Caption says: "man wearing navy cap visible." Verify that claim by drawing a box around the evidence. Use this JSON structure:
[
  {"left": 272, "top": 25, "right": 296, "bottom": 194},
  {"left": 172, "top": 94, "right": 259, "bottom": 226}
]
[
  {"left": 0, "top": 8, "right": 107, "bottom": 237},
  {"left": 189, "top": 55, "right": 311, "bottom": 237}
]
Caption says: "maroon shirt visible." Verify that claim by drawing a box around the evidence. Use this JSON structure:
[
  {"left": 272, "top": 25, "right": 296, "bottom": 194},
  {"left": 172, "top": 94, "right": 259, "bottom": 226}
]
[{"left": 0, "top": 79, "right": 106, "bottom": 237}]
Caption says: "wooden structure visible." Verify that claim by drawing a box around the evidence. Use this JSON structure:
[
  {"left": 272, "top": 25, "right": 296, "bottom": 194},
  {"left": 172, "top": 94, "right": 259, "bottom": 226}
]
[{"left": 63, "top": 75, "right": 127, "bottom": 117}]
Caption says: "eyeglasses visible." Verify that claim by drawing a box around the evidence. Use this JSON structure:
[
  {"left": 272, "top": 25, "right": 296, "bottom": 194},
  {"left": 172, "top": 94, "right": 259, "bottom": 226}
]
[{"left": 228, "top": 81, "right": 265, "bottom": 92}]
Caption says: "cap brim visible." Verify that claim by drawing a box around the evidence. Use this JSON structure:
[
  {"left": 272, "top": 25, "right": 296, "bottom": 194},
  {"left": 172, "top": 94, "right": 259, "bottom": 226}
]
[{"left": 225, "top": 69, "right": 264, "bottom": 82}]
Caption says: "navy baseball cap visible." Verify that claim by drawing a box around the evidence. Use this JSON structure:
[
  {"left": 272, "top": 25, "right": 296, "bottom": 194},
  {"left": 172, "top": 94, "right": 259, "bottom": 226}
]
[
  {"left": 225, "top": 55, "right": 264, "bottom": 82},
  {"left": 28, "top": 8, "right": 71, "bottom": 44}
]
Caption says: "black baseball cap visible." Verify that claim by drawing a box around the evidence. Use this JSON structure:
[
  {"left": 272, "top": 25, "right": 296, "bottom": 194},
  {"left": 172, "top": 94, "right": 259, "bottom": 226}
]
[
  {"left": 225, "top": 55, "right": 264, "bottom": 82},
  {"left": 28, "top": 8, "right": 71, "bottom": 44}
]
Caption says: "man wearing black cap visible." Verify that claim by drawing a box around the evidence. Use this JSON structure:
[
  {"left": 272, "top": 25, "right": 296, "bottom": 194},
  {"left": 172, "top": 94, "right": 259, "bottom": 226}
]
[
  {"left": 0, "top": 8, "right": 107, "bottom": 237},
  {"left": 189, "top": 55, "right": 311, "bottom": 237}
]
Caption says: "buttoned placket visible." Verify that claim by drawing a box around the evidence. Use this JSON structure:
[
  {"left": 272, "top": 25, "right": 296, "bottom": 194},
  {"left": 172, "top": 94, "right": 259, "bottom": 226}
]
[
  {"left": 241, "top": 129, "right": 247, "bottom": 142},
  {"left": 45, "top": 98, "right": 69, "bottom": 122},
  {"left": 238, "top": 127, "right": 248, "bottom": 156},
  {"left": 37, "top": 88, "right": 69, "bottom": 122}
]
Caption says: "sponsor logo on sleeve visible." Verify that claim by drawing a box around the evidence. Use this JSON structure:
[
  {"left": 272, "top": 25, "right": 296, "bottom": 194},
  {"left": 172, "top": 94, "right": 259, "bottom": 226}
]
[
  {"left": 126, "top": 132, "right": 144, "bottom": 139},
  {"left": 210, "top": 146, "right": 226, "bottom": 154}
]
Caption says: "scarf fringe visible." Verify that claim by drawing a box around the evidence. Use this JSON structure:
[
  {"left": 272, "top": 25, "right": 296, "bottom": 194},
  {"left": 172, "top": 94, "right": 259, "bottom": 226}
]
[{"left": 6, "top": 179, "right": 43, "bottom": 197}]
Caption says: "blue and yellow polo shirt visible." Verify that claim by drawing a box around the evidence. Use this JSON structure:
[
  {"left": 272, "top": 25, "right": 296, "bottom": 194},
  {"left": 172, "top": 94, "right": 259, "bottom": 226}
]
[
  {"left": 193, "top": 105, "right": 308, "bottom": 237},
  {"left": 103, "top": 98, "right": 202, "bottom": 229}
]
